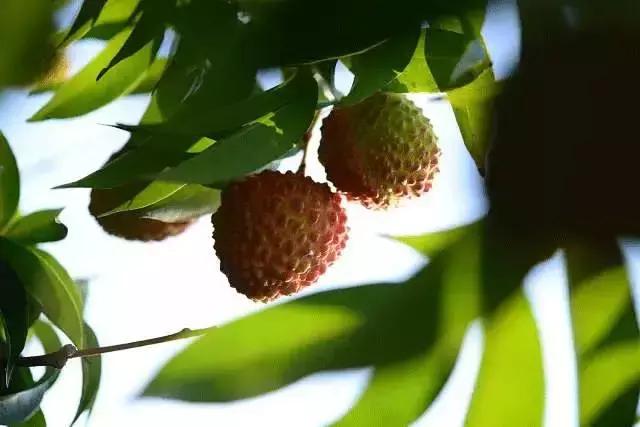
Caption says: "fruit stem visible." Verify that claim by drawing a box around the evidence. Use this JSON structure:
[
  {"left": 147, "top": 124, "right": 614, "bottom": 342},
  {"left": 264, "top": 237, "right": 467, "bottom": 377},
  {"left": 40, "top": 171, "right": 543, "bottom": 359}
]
[
  {"left": 297, "top": 111, "right": 321, "bottom": 175},
  {"left": 15, "top": 326, "right": 215, "bottom": 369}
]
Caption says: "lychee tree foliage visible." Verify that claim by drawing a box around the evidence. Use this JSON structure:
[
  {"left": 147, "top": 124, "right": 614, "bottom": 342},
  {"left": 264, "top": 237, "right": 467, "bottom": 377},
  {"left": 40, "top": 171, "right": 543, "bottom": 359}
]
[{"left": 0, "top": 0, "right": 638, "bottom": 425}]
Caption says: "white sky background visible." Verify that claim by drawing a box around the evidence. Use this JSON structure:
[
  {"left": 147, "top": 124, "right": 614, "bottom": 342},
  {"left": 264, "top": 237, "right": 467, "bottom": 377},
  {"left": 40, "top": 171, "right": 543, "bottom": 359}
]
[{"left": 1, "top": 0, "right": 638, "bottom": 426}]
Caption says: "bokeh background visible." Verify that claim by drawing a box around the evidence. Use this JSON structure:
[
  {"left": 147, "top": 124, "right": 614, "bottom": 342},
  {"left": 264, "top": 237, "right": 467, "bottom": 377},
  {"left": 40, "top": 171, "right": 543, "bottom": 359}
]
[{"left": 1, "top": 0, "right": 638, "bottom": 425}]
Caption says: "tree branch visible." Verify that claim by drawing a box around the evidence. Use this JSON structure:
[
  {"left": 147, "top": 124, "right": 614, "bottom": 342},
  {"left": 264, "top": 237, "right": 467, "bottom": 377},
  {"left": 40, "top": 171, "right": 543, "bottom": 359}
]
[{"left": 15, "top": 327, "right": 215, "bottom": 369}]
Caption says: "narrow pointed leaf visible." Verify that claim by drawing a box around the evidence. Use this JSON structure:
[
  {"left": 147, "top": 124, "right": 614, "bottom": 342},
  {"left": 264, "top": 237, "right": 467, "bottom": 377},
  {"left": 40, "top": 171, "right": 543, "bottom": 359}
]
[
  {"left": 0, "top": 133, "right": 20, "bottom": 229},
  {"left": 72, "top": 324, "right": 101, "bottom": 425},
  {"left": 30, "top": 27, "right": 157, "bottom": 121},
  {"left": 61, "top": 0, "right": 108, "bottom": 44},
  {"left": 157, "top": 73, "right": 318, "bottom": 185},
  {"left": 385, "top": 29, "right": 438, "bottom": 93}
]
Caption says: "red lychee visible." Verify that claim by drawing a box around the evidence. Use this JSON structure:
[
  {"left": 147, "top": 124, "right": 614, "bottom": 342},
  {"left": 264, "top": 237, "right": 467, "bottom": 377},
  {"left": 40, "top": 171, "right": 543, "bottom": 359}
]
[{"left": 212, "top": 171, "right": 348, "bottom": 302}]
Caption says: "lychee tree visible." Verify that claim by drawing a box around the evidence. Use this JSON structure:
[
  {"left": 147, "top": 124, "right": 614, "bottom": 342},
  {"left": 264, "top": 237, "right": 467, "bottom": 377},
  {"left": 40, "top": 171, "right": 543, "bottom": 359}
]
[{"left": 0, "top": 0, "right": 639, "bottom": 426}]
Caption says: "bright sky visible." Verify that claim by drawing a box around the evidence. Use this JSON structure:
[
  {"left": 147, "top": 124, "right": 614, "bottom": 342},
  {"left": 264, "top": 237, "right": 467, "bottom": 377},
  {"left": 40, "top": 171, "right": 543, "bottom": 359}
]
[{"left": 1, "top": 0, "right": 637, "bottom": 426}]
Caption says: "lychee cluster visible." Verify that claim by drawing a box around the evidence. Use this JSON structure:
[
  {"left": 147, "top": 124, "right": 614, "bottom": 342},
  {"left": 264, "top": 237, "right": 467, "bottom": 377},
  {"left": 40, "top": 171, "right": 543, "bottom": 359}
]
[
  {"left": 89, "top": 91, "right": 440, "bottom": 302},
  {"left": 212, "top": 171, "right": 348, "bottom": 302},
  {"left": 319, "top": 92, "right": 440, "bottom": 209}
]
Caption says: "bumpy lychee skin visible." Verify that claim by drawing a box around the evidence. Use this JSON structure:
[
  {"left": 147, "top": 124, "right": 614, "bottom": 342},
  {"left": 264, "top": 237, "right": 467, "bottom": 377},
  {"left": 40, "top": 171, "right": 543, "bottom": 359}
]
[
  {"left": 212, "top": 171, "right": 348, "bottom": 302},
  {"left": 89, "top": 188, "right": 193, "bottom": 242},
  {"left": 319, "top": 92, "right": 440, "bottom": 209}
]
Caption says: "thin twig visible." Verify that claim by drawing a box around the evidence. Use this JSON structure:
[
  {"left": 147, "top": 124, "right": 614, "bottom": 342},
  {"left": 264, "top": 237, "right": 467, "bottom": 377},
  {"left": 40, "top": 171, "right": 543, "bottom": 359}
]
[
  {"left": 15, "top": 327, "right": 215, "bottom": 369},
  {"left": 297, "top": 111, "right": 321, "bottom": 175}
]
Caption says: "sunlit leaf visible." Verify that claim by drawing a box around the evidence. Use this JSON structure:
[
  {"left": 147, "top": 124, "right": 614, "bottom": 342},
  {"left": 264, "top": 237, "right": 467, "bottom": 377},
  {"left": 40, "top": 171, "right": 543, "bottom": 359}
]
[
  {"left": 30, "top": 26, "right": 157, "bottom": 121},
  {"left": 129, "top": 58, "right": 167, "bottom": 94},
  {"left": 72, "top": 324, "right": 101, "bottom": 426},
  {"left": 0, "top": 368, "right": 58, "bottom": 425},
  {"left": 0, "top": 0, "right": 53, "bottom": 87},
  {"left": 0, "top": 261, "right": 28, "bottom": 386},
  {"left": 0, "top": 239, "right": 83, "bottom": 347},
  {"left": 341, "top": 28, "right": 420, "bottom": 105},
  {"left": 0, "top": 132, "right": 20, "bottom": 230},
  {"left": 6, "top": 210, "right": 67, "bottom": 245},
  {"left": 62, "top": 0, "right": 139, "bottom": 45},
  {"left": 447, "top": 69, "right": 499, "bottom": 173},
  {"left": 139, "top": 185, "right": 220, "bottom": 222},
  {"left": 385, "top": 30, "right": 438, "bottom": 93},
  {"left": 565, "top": 240, "right": 640, "bottom": 427},
  {"left": 392, "top": 221, "right": 480, "bottom": 258},
  {"left": 334, "top": 231, "right": 482, "bottom": 426},
  {"left": 465, "top": 293, "right": 545, "bottom": 427}
]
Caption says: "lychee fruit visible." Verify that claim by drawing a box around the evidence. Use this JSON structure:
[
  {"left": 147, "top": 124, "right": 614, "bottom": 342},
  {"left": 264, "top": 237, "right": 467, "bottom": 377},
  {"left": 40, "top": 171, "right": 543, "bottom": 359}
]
[
  {"left": 89, "top": 188, "right": 194, "bottom": 242},
  {"left": 89, "top": 151, "right": 194, "bottom": 242},
  {"left": 212, "top": 170, "right": 348, "bottom": 302},
  {"left": 319, "top": 92, "right": 440, "bottom": 209}
]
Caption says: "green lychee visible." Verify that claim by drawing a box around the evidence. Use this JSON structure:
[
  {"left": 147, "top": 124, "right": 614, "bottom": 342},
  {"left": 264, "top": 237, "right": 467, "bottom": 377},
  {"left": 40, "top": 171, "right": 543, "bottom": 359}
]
[{"left": 319, "top": 92, "right": 440, "bottom": 209}]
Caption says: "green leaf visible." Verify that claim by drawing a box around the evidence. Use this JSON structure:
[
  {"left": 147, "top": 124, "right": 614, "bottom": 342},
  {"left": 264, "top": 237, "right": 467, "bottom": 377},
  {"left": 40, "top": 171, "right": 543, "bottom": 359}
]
[
  {"left": 129, "top": 58, "right": 167, "bottom": 94},
  {"left": 0, "top": 0, "right": 53, "bottom": 87},
  {"left": 10, "top": 409, "right": 45, "bottom": 427},
  {"left": 29, "top": 26, "right": 157, "bottom": 121},
  {"left": 0, "top": 368, "right": 58, "bottom": 425},
  {"left": 139, "top": 184, "right": 220, "bottom": 222},
  {"left": 61, "top": 0, "right": 108, "bottom": 44},
  {"left": 392, "top": 221, "right": 480, "bottom": 258},
  {"left": 72, "top": 324, "right": 101, "bottom": 426},
  {"left": 334, "top": 230, "right": 482, "bottom": 426},
  {"left": 0, "top": 239, "right": 83, "bottom": 347},
  {"left": 0, "top": 262, "right": 28, "bottom": 386},
  {"left": 0, "top": 133, "right": 20, "bottom": 230},
  {"left": 98, "top": 2, "right": 168, "bottom": 80},
  {"left": 5, "top": 210, "right": 67, "bottom": 245},
  {"left": 31, "top": 320, "right": 62, "bottom": 353},
  {"left": 385, "top": 30, "right": 439, "bottom": 94},
  {"left": 565, "top": 240, "right": 640, "bottom": 426},
  {"left": 62, "top": 0, "right": 139, "bottom": 45},
  {"left": 157, "top": 72, "right": 318, "bottom": 185},
  {"left": 424, "top": 28, "right": 491, "bottom": 92},
  {"left": 465, "top": 293, "right": 545, "bottom": 427},
  {"left": 142, "top": 225, "right": 481, "bottom": 403},
  {"left": 447, "top": 69, "right": 499, "bottom": 173},
  {"left": 341, "top": 28, "right": 420, "bottom": 105}
]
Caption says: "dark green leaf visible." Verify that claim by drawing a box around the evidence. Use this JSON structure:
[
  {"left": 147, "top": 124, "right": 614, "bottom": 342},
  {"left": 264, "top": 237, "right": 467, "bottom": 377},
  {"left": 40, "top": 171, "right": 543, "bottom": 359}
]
[
  {"left": 0, "top": 239, "right": 83, "bottom": 347},
  {"left": 0, "top": 132, "right": 20, "bottom": 230},
  {"left": 0, "top": 368, "right": 58, "bottom": 425},
  {"left": 465, "top": 293, "right": 545, "bottom": 427},
  {"left": 30, "top": 26, "right": 157, "bottom": 121},
  {"left": 448, "top": 69, "right": 499, "bottom": 173},
  {"left": 341, "top": 28, "right": 420, "bottom": 105},
  {"left": 61, "top": 0, "right": 108, "bottom": 44},
  {"left": 72, "top": 324, "right": 101, "bottom": 426},
  {"left": 5, "top": 210, "right": 67, "bottom": 245},
  {"left": 98, "top": 2, "right": 167, "bottom": 80},
  {"left": 61, "top": 0, "right": 139, "bottom": 45},
  {"left": 0, "top": 0, "right": 53, "bottom": 87},
  {"left": 157, "top": 72, "right": 318, "bottom": 185},
  {"left": 0, "top": 262, "right": 28, "bottom": 386},
  {"left": 565, "top": 239, "right": 640, "bottom": 426},
  {"left": 424, "top": 28, "right": 491, "bottom": 92},
  {"left": 385, "top": 30, "right": 439, "bottom": 94},
  {"left": 10, "top": 409, "right": 45, "bottom": 427}
]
